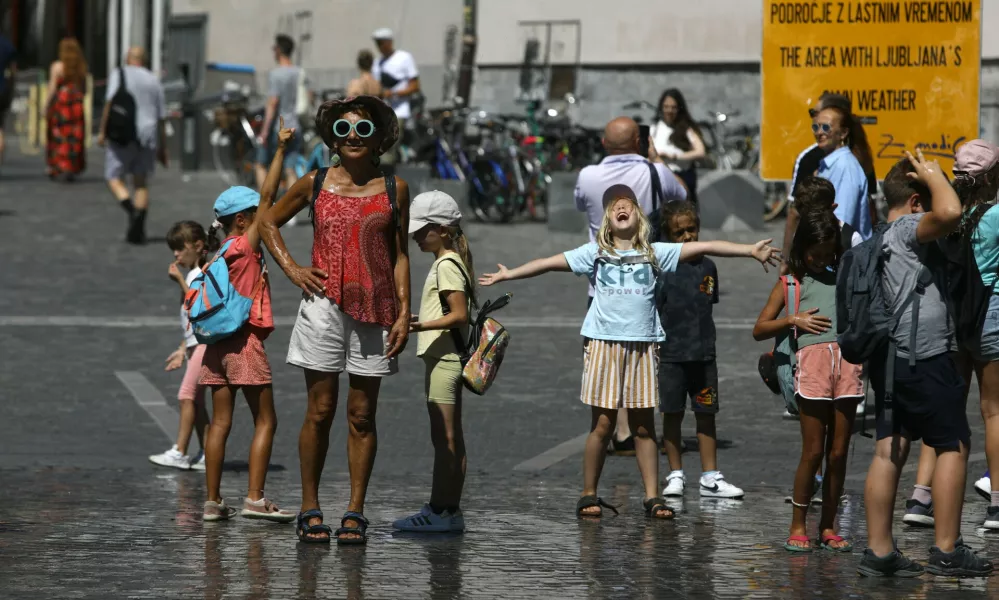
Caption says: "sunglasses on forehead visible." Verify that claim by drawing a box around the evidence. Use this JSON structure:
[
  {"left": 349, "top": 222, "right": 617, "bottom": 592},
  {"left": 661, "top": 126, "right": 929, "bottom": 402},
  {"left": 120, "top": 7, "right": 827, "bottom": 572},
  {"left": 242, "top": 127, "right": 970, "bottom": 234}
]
[{"left": 332, "top": 119, "right": 376, "bottom": 138}]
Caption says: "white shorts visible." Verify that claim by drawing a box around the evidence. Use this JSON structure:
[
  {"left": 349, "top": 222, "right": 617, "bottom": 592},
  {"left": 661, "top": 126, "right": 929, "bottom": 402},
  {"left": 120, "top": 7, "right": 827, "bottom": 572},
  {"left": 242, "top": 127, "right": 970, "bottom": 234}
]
[{"left": 287, "top": 294, "right": 398, "bottom": 377}]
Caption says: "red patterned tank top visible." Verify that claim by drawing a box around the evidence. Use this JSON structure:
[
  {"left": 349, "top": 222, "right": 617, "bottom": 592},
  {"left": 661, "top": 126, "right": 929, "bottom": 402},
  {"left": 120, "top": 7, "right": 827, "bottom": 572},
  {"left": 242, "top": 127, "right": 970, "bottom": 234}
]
[{"left": 311, "top": 189, "right": 398, "bottom": 327}]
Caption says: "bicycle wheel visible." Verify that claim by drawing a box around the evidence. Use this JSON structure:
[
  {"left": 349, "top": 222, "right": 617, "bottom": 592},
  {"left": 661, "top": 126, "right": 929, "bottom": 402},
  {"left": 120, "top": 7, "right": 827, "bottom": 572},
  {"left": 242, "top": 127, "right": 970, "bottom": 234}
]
[{"left": 469, "top": 160, "right": 513, "bottom": 223}]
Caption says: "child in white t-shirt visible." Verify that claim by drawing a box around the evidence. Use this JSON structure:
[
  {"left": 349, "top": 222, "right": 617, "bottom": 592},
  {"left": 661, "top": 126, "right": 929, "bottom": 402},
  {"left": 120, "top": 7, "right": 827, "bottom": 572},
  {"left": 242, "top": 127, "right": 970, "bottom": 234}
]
[{"left": 148, "top": 221, "right": 212, "bottom": 471}]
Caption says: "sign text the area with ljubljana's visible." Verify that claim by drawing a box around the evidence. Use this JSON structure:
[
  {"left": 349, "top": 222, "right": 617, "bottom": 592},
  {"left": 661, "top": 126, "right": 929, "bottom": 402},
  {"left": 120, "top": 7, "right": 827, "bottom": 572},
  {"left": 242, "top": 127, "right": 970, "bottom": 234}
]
[{"left": 761, "top": 1, "right": 981, "bottom": 180}]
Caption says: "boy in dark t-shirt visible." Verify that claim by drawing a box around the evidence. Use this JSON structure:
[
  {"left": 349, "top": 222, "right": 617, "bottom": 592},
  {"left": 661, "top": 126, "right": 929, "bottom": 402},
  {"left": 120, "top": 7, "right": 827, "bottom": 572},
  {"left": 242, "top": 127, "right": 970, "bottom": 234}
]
[{"left": 657, "top": 201, "right": 744, "bottom": 500}]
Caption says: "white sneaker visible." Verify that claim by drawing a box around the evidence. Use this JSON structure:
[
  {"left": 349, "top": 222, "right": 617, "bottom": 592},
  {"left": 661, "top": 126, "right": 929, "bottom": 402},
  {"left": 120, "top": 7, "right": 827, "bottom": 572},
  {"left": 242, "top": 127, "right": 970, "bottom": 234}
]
[
  {"left": 975, "top": 473, "right": 992, "bottom": 501},
  {"left": 700, "top": 472, "right": 744, "bottom": 499},
  {"left": 149, "top": 445, "right": 191, "bottom": 470},
  {"left": 782, "top": 409, "right": 800, "bottom": 421},
  {"left": 663, "top": 471, "right": 686, "bottom": 497},
  {"left": 392, "top": 504, "right": 454, "bottom": 533},
  {"left": 189, "top": 450, "right": 206, "bottom": 472}
]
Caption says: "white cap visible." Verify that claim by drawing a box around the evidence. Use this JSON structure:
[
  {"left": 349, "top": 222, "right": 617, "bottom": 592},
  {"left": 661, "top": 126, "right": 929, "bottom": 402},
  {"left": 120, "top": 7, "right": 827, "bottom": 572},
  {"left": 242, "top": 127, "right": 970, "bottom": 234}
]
[
  {"left": 409, "top": 190, "right": 462, "bottom": 233},
  {"left": 372, "top": 28, "right": 394, "bottom": 40}
]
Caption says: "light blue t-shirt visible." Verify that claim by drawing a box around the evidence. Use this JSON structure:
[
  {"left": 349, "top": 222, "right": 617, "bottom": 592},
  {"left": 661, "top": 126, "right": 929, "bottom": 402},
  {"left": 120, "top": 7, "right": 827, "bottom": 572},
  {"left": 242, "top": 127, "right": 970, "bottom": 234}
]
[
  {"left": 817, "top": 146, "right": 871, "bottom": 241},
  {"left": 972, "top": 205, "right": 999, "bottom": 289},
  {"left": 564, "top": 242, "right": 682, "bottom": 342}
]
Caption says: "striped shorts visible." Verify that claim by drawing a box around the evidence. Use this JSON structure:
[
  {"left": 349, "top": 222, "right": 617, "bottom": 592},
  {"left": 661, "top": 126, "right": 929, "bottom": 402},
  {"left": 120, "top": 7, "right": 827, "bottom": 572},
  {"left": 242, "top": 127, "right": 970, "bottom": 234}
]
[{"left": 580, "top": 339, "right": 659, "bottom": 409}]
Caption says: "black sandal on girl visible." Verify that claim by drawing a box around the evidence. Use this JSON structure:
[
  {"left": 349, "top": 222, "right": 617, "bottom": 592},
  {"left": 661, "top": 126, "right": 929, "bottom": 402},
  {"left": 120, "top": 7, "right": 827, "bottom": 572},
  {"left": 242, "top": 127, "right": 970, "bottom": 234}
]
[
  {"left": 296, "top": 509, "right": 332, "bottom": 544},
  {"left": 644, "top": 497, "right": 675, "bottom": 520},
  {"left": 576, "top": 496, "right": 619, "bottom": 519}
]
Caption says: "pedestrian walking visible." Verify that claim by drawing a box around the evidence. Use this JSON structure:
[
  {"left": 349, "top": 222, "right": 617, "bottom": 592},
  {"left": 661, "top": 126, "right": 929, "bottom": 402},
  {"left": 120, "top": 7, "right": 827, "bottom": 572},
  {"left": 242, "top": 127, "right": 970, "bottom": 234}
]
[
  {"left": 149, "top": 221, "right": 211, "bottom": 471},
  {"left": 0, "top": 29, "right": 15, "bottom": 175},
  {"left": 657, "top": 201, "right": 744, "bottom": 501},
  {"left": 857, "top": 151, "right": 991, "bottom": 578},
  {"left": 393, "top": 191, "right": 474, "bottom": 533},
  {"left": 44, "top": 38, "right": 87, "bottom": 181},
  {"left": 479, "top": 184, "right": 779, "bottom": 520},
  {"left": 753, "top": 178, "right": 862, "bottom": 553},
  {"left": 903, "top": 140, "right": 999, "bottom": 530},
  {"left": 371, "top": 28, "right": 419, "bottom": 165},
  {"left": 575, "top": 116, "right": 687, "bottom": 454},
  {"left": 254, "top": 35, "right": 304, "bottom": 202},
  {"left": 258, "top": 96, "right": 410, "bottom": 545},
  {"left": 98, "top": 47, "right": 167, "bottom": 245},
  {"left": 346, "top": 50, "right": 382, "bottom": 98},
  {"left": 198, "top": 124, "right": 297, "bottom": 524},
  {"left": 651, "top": 89, "right": 706, "bottom": 205}
]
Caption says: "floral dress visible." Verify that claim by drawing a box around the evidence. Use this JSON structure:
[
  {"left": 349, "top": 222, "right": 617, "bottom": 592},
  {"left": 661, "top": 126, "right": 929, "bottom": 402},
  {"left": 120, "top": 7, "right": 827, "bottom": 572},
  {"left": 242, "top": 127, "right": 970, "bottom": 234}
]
[{"left": 46, "top": 77, "right": 86, "bottom": 176}]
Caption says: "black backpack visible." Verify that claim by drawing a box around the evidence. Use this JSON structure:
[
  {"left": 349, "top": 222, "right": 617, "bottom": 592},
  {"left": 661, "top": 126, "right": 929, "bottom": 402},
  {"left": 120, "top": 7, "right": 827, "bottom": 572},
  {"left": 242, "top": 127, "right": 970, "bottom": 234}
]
[
  {"left": 837, "top": 221, "right": 933, "bottom": 426},
  {"left": 939, "top": 215, "right": 997, "bottom": 350},
  {"left": 105, "top": 67, "right": 137, "bottom": 145}
]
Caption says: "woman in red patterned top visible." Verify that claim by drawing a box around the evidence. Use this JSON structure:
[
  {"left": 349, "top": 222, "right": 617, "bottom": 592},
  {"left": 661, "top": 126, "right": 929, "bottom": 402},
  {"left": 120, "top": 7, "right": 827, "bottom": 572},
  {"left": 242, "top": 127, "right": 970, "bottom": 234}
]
[{"left": 260, "top": 96, "right": 411, "bottom": 545}]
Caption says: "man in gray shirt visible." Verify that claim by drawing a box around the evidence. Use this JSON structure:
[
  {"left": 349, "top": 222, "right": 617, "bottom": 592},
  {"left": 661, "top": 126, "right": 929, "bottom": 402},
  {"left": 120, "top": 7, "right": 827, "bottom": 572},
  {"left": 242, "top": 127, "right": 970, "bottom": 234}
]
[
  {"left": 255, "top": 35, "right": 304, "bottom": 195},
  {"left": 99, "top": 47, "right": 167, "bottom": 245}
]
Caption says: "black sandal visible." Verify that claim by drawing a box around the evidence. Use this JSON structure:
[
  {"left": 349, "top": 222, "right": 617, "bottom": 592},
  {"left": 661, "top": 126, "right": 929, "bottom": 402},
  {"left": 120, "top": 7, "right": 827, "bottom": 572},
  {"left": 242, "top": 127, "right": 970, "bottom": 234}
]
[
  {"left": 296, "top": 509, "right": 332, "bottom": 544},
  {"left": 644, "top": 497, "right": 675, "bottom": 520},
  {"left": 576, "top": 495, "right": 619, "bottom": 519},
  {"left": 334, "top": 511, "right": 369, "bottom": 545}
]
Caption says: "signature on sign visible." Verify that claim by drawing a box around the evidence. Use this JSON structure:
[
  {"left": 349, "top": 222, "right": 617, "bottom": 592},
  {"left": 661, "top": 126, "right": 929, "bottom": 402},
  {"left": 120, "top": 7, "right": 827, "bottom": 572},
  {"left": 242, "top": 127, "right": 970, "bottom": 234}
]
[{"left": 877, "top": 133, "right": 967, "bottom": 161}]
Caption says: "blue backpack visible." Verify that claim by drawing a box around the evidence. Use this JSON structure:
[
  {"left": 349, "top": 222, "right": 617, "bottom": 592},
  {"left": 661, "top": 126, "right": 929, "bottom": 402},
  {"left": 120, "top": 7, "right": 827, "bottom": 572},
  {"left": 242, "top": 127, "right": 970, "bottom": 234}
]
[{"left": 184, "top": 239, "right": 265, "bottom": 344}]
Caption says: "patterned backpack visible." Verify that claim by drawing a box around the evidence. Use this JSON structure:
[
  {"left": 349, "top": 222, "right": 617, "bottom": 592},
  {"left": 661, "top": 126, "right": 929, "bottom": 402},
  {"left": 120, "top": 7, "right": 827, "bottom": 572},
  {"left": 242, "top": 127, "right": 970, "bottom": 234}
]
[
  {"left": 184, "top": 238, "right": 265, "bottom": 344},
  {"left": 438, "top": 257, "right": 512, "bottom": 395}
]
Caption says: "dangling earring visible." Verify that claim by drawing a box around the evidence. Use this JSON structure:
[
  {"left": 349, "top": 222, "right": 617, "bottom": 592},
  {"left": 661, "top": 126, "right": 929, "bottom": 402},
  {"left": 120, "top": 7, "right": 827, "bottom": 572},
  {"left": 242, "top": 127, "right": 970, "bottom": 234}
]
[
  {"left": 371, "top": 155, "right": 381, "bottom": 167},
  {"left": 330, "top": 150, "right": 341, "bottom": 167}
]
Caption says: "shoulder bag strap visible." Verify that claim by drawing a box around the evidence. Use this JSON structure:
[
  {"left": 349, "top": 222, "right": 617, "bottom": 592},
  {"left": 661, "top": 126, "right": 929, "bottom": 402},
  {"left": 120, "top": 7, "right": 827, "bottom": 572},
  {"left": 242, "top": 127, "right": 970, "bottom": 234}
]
[
  {"left": 436, "top": 256, "right": 472, "bottom": 355},
  {"left": 308, "top": 167, "right": 329, "bottom": 225},
  {"left": 118, "top": 66, "right": 127, "bottom": 91},
  {"left": 647, "top": 161, "right": 664, "bottom": 213}
]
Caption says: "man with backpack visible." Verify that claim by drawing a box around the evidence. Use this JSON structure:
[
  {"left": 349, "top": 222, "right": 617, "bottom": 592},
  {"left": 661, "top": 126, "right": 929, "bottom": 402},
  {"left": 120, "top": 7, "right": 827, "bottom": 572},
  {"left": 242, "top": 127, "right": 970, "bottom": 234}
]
[
  {"left": 850, "top": 150, "right": 992, "bottom": 577},
  {"left": 98, "top": 47, "right": 167, "bottom": 245},
  {"left": 371, "top": 28, "right": 419, "bottom": 167}
]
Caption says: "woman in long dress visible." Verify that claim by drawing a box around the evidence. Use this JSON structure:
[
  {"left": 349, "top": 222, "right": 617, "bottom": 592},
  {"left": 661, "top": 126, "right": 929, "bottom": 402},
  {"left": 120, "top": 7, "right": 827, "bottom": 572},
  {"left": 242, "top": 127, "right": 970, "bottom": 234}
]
[{"left": 45, "top": 38, "right": 87, "bottom": 180}]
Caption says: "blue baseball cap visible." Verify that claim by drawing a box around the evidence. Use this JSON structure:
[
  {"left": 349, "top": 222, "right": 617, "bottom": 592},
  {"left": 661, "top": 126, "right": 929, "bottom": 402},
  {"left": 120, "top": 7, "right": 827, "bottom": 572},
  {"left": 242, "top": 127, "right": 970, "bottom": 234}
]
[{"left": 213, "top": 186, "right": 260, "bottom": 218}]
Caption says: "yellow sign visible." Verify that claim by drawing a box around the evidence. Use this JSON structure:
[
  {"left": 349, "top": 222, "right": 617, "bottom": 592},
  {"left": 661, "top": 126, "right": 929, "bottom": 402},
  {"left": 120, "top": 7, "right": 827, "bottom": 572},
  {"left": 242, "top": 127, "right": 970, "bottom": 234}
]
[{"left": 761, "top": 0, "right": 981, "bottom": 181}]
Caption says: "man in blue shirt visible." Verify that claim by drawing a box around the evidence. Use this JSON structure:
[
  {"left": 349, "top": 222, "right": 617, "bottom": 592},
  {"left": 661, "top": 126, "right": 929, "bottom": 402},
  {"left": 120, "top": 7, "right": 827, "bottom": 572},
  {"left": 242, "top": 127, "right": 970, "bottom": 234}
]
[{"left": 0, "top": 32, "right": 17, "bottom": 173}]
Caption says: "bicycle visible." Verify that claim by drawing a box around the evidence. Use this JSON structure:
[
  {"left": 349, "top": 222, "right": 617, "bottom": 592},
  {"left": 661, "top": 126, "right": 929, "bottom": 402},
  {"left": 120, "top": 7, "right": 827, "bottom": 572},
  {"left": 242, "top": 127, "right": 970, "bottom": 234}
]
[{"left": 206, "top": 84, "right": 263, "bottom": 187}]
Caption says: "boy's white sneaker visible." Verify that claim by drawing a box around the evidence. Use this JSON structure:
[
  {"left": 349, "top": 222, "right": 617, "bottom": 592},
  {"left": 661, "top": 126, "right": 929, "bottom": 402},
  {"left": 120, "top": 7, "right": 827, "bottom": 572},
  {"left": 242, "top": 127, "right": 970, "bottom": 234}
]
[
  {"left": 189, "top": 450, "right": 206, "bottom": 472},
  {"left": 700, "top": 472, "right": 744, "bottom": 499},
  {"left": 663, "top": 471, "right": 686, "bottom": 497},
  {"left": 975, "top": 473, "right": 992, "bottom": 501},
  {"left": 393, "top": 504, "right": 455, "bottom": 533},
  {"left": 149, "top": 445, "right": 191, "bottom": 470}
]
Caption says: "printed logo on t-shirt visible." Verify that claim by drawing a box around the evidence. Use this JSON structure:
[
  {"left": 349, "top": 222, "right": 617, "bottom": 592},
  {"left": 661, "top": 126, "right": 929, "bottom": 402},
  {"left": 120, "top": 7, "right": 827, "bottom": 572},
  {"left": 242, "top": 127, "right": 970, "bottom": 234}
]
[
  {"left": 699, "top": 275, "right": 715, "bottom": 297},
  {"left": 597, "top": 263, "right": 654, "bottom": 296}
]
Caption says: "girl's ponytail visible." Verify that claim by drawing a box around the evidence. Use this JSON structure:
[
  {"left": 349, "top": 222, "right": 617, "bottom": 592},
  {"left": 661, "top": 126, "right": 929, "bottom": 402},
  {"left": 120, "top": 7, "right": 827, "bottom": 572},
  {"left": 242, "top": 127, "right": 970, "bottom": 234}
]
[{"left": 447, "top": 226, "right": 478, "bottom": 308}]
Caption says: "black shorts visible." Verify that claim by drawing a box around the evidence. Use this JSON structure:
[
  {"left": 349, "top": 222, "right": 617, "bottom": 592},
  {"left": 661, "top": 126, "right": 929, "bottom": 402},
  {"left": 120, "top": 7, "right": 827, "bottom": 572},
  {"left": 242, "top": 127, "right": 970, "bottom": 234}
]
[
  {"left": 659, "top": 360, "right": 719, "bottom": 414},
  {"left": 872, "top": 352, "right": 969, "bottom": 450}
]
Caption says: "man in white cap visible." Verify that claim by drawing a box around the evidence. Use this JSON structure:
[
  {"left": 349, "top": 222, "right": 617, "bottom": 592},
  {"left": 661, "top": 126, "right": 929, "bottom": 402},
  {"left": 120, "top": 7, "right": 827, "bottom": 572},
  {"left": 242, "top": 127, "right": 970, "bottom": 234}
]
[{"left": 371, "top": 28, "right": 420, "bottom": 165}]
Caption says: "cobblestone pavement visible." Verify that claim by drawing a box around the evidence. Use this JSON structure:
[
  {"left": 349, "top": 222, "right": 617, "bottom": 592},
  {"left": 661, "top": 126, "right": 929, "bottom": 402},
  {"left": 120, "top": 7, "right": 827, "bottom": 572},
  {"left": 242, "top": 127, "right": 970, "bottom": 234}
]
[{"left": 2, "top": 149, "right": 999, "bottom": 598}]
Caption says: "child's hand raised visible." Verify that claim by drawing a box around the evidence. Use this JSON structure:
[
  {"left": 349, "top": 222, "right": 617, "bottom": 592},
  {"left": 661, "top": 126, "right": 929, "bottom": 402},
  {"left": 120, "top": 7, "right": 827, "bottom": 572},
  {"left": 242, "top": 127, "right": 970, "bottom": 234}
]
[
  {"left": 791, "top": 307, "right": 832, "bottom": 335},
  {"left": 904, "top": 148, "right": 945, "bottom": 185},
  {"left": 168, "top": 261, "right": 184, "bottom": 283},
  {"left": 750, "top": 239, "right": 781, "bottom": 273},
  {"left": 276, "top": 116, "right": 296, "bottom": 149},
  {"left": 478, "top": 264, "right": 510, "bottom": 287}
]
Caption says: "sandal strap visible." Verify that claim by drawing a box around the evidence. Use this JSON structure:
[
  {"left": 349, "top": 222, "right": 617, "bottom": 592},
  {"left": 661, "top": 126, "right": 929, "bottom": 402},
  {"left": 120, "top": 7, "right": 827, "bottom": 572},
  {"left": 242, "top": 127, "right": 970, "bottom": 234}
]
[
  {"left": 339, "top": 511, "right": 369, "bottom": 529},
  {"left": 821, "top": 534, "right": 845, "bottom": 543},
  {"left": 644, "top": 497, "right": 673, "bottom": 517},
  {"left": 576, "top": 495, "right": 619, "bottom": 515}
]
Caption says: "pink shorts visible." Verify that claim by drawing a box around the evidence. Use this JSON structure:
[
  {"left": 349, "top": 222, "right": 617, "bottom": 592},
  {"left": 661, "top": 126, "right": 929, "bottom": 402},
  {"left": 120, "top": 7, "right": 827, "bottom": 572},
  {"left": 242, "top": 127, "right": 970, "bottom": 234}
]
[
  {"left": 795, "top": 342, "right": 864, "bottom": 401},
  {"left": 179, "top": 345, "right": 207, "bottom": 402},
  {"left": 200, "top": 327, "right": 273, "bottom": 387}
]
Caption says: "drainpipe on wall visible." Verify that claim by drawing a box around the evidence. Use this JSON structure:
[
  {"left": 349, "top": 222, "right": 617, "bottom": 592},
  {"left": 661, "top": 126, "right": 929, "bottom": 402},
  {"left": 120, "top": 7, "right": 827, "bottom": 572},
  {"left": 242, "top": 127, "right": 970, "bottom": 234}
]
[{"left": 455, "top": 0, "right": 476, "bottom": 103}]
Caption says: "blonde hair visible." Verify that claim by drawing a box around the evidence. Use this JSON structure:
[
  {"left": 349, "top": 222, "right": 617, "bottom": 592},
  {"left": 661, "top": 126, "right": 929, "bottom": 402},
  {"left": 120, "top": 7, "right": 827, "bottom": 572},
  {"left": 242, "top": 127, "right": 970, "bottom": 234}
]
[
  {"left": 58, "top": 38, "right": 87, "bottom": 85},
  {"left": 596, "top": 197, "right": 657, "bottom": 267},
  {"left": 443, "top": 225, "right": 478, "bottom": 308}
]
